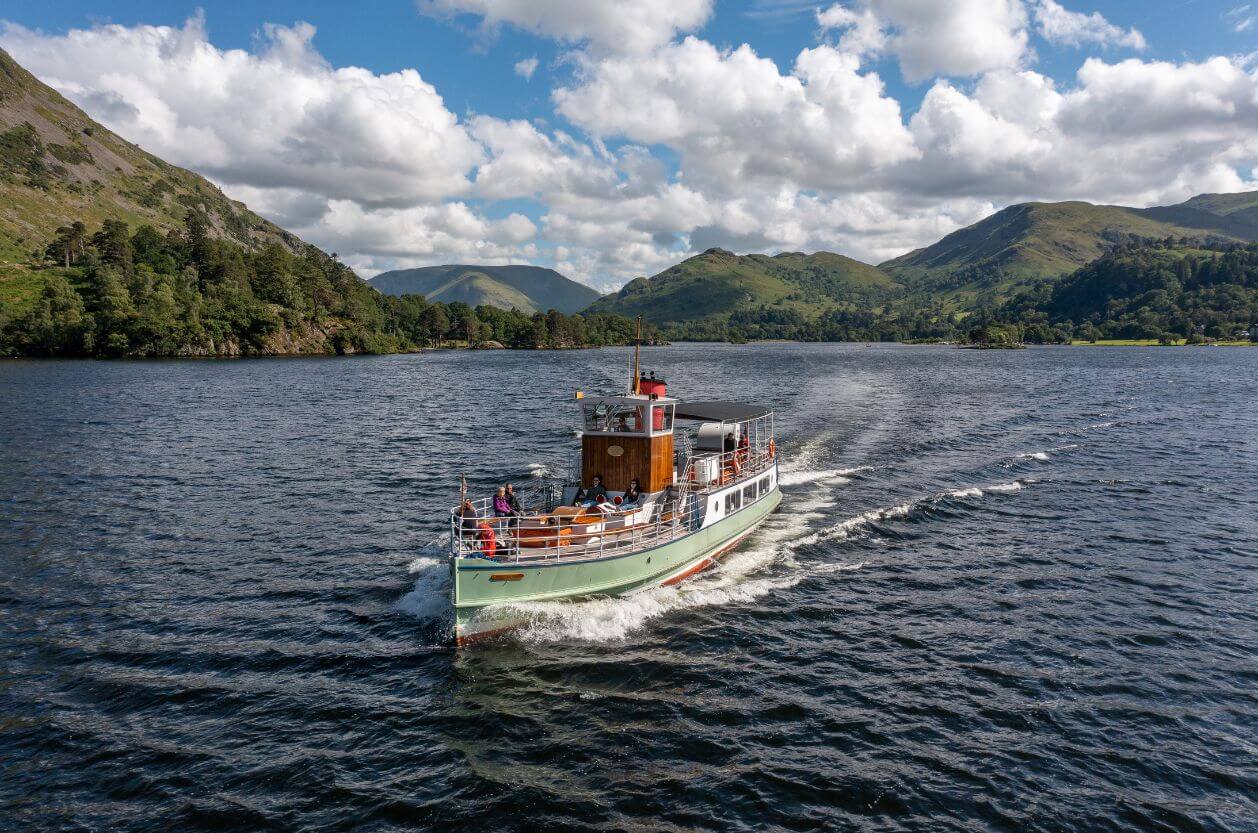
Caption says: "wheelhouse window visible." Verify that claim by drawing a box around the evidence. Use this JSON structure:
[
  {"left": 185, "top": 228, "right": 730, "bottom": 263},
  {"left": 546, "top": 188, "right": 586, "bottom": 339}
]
[
  {"left": 652, "top": 403, "right": 674, "bottom": 432},
  {"left": 582, "top": 402, "right": 646, "bottom": 434}
]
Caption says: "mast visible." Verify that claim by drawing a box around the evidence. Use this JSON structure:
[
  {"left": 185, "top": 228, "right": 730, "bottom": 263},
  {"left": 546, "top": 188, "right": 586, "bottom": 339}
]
[{"left": 632, "top": 315, "right": 642, "bottom": 395}]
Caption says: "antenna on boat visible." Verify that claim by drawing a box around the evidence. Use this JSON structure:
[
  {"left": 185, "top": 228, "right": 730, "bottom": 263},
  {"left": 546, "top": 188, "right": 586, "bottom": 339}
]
[{"left": 631, "top": 316, "right": 643, "bottom": 395}]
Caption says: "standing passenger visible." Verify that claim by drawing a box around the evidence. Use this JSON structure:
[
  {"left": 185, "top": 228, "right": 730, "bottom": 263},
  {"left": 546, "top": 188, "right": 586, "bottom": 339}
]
[
  {"left": 493, "top": 487, "right": 513, "bottom": 517},
  {"left": 504, "top": 483, "right": 523, "bottom": 515}
]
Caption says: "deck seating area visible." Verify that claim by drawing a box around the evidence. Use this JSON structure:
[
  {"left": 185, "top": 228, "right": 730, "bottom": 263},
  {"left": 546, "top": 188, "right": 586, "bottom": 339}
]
[{"left": 451, "top": 445, "right": 776, "bottom": 565}]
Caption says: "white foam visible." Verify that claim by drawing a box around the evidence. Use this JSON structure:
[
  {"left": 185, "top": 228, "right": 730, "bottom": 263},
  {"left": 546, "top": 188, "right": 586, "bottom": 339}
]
[
  {"left": 525, "top": 462, "right": 551, "bottom": 477},
  {"left": 986, "top": 481, "right": 1024, "bottom": 493},
  {"left": 797, "top": 501, "right": 915, "bottom": 547},
  {"left": 396, "top": 557, "right": 450, "bottom": 621},
  {"left": 946, "top": 487, "right": 984, "bottom": 499},
  {"left": 1015, "top": 451, "right": 1049, "bottom": 461},
  {"left": 1086, "top": 421, "right": 1114, "bottom": 430},
  {"left": 778, "top": 465, "right": 872, "bottom": 487},
  {"left": 407, "top": 555, "right": 443, "bottom": 574}
]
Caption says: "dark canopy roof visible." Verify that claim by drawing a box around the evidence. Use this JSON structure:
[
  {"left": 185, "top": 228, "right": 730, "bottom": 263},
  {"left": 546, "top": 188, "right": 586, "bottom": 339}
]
[{"left": 674, "top": 400, "right": 773, "bottom": 422}]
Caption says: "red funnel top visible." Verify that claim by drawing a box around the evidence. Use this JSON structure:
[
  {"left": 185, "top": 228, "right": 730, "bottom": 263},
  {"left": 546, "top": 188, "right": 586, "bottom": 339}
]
[{"left": 639, "top": 373, "right": 666, "bottom": 397}]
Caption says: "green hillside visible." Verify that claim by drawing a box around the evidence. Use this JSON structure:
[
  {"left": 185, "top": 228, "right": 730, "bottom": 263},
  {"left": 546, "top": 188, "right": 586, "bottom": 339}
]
[
  {"left": 370, "top": 264, "right": 601, "bottom": 314},
  {"left": 584, "top": 248, "right": 898, "bottom": 331},
  {"left": 0, "top": 48, "right": 306, "bottom": 263},
  {"left": 993, "top": 241, "right": 1258, "bottom": 344},
  {"left": 879, "top": 195, "right": 1257, "bottom": 304}
]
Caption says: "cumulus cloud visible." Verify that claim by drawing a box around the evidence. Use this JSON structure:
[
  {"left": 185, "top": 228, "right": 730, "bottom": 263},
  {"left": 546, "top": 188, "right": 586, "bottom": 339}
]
[
  {"left": 416, "top": 0, "right": 713, "bottom": 54},
  {"left": 555, "top": 38, "right": 917, "bottom": 192},
  {"left": 1033, "top": 0, "right": 1146, "bottom": 50},
  {"left": 817, "top": 0, "right": 1030, "bottom": 82},
  {"left": 513, "top": 56, "right": 539, "bottom": 78},
  {"left": 0, "top": 15, "right": 482, "bottom": 208}
]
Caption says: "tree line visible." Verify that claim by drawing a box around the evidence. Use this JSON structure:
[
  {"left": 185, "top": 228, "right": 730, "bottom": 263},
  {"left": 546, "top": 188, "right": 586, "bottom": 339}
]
[
  {"left": 0, "top": 215, "right": 652, "bottom": 357},
  {"left": 660, "top": 240, "right": 1258, "bottom": 345},
  {"left": 991, "top": 240, "right": 1258, "bottom": 344}
]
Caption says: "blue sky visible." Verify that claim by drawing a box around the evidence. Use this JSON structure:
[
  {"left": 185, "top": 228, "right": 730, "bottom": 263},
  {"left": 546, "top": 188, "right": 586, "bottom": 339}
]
[{"left": 1, "top": 1, "right": 1255, "bottom": 285}]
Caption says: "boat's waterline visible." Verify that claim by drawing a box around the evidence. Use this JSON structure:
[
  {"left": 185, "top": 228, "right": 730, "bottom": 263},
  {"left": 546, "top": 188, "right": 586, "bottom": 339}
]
[{"left": 453, "top": 486, "right": 782, "bottom": 645}]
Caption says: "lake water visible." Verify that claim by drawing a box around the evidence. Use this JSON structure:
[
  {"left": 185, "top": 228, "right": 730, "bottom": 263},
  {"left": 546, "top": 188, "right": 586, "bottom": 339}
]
[{"left": 2, "top": 344, "right": 1255, "bottom": 832}]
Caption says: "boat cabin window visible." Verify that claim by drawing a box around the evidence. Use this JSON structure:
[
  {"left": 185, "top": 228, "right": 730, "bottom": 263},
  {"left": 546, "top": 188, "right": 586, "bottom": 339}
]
[
  {"left": 742, "top": 484, "right": 757, "bottom": 504},
  {"left": 583, "top": 402, "right": 645, "bottom": 434},
  {"left": 725, "top": 491, "right": 741, "bottom": 513},
  {"left": 652, "top": 404, "right": 674, "bottom": 432},
  {"left": 582, "top": 401, "right": 674, "bottom": 434},
  {"left": 758, "top": 476, "right": 770, "bottom": 496}
]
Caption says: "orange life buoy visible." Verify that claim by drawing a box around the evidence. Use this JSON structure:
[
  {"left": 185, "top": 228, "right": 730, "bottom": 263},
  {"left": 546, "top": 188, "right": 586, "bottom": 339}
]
[{"left": 768, "top": 438, "right": 776, "bottom": 459}]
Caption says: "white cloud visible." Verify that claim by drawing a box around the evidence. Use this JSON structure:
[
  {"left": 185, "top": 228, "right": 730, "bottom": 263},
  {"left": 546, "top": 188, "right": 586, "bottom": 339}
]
[
  {"left": 817, "top": 0, "right": 1030, "bottom": 82},
  {"left": 1225, "top": 5, "right": 1256, "bottom": 33},
  {"left": 555, "top": 38, "right": 917, "bottom": 192},
  {"left": 416, "top": 0, "right": 713, "bottom": 54},
  {"left": 1033, "top": 0, "right": 1146, "bottom": 50},
  {"left": 513, "top": 56, "right": 539, "bottom": 78},
  {"left": 816, "top": 4, "right": 886, "bottom": 58},
  {"left": 0, "top": 15, "right": 483, "bottom": 208}
]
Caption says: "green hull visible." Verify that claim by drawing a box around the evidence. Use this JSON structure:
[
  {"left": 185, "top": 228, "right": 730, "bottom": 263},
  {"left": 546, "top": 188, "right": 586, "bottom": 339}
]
[{"left": 452, "top": 487, "right": 781, "bottom": 644}]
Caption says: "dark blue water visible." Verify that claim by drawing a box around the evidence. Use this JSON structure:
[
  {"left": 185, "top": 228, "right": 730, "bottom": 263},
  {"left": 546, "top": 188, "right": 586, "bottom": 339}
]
[{"left": 2, "top": 344, "right": 1255, "bottom": 832}]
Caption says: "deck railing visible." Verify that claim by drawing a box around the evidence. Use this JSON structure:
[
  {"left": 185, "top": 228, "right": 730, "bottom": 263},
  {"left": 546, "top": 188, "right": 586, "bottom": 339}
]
[{"left": 449, "top": 443, "right": 777, "bottom": 564}]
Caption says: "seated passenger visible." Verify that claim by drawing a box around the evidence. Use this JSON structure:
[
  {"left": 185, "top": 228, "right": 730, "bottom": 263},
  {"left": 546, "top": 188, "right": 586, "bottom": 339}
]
[
  {"left": 574, "top": 474, "right": 609, "bottom": 508},
  {"left": 737, "top": 431, "right": 750, "bottom": 462},
  {"left": 621, "top": 478, "right": 643, "bottom": 509},
  {"left": 458, "top": 500, "right": 479, "bottom": 534},
  {"left": 724, "top": 431, "right": 736, "bottom": 455}
]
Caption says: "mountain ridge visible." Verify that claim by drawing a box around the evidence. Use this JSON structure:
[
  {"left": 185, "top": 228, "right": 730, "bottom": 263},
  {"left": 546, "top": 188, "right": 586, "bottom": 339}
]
[
  {"left": 0, "top": 47, "right": 306, "bottom": 263},
  {"left": 370, "top": 264, "right": 601, "bottom": 314},
  {"left": 583, "top": 248, "right": 897, "bottom": 330},
  {"left": 879, "top": 193, "right": 1258, "bottom": 298}
]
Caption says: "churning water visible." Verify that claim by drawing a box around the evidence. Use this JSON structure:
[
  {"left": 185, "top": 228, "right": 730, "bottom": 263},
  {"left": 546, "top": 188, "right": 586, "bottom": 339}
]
[{"left": 1, "top": 344, "right": 1255, "bottom": 831}]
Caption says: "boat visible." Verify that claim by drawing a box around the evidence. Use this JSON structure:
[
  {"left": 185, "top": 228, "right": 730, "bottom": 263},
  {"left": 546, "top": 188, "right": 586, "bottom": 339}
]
[{"left": 447, "top": 341, "right": 782, "bottom": 646}]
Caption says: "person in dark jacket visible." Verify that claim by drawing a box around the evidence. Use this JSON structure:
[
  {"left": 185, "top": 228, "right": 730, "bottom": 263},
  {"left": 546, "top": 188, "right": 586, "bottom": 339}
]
[
  {"left": 622, "top": 478, "right": 643, "bottom": 508},
  {"left": 575, "top": 475, "right": 609, "bottom": 507},
  {"left": 457, "top": 500, "right": 480, "bottom": 548}
]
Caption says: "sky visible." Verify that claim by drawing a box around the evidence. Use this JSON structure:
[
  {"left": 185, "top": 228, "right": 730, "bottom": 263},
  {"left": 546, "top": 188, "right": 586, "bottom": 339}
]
[{"left": 0, "top": 1, "right": 1255, "bottom": 289}]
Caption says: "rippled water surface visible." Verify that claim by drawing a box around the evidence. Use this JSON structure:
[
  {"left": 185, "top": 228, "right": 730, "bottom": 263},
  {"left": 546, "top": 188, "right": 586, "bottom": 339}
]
[{"left": 2, "top": 344, "right": 1256, "bottom": 832}]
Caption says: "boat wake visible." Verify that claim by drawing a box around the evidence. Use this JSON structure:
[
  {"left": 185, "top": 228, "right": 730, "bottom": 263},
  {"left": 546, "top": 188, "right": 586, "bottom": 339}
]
[
  {"left": 394, "top": 452, "right": 1031, "bottom": 645},
  {"left": 508, "top": 489, "right": 851, "bottom": 644},
  {"left": 395, "top": 554, "right": 451, "bottom": 624},
  {"left": 777, "top": 465, "right": 872, "bottom": 487}
]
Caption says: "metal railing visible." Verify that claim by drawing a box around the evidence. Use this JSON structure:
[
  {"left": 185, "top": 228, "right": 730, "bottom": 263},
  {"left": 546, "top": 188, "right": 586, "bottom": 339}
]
[{"left": 449, "top": 443, "right": 777, "bottom": 564}]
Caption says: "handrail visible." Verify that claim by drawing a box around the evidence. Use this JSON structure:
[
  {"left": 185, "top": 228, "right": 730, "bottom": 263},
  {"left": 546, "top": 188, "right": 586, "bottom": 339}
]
[{"left": 449, "top": 446, "right": 776, "bottom": 565}]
